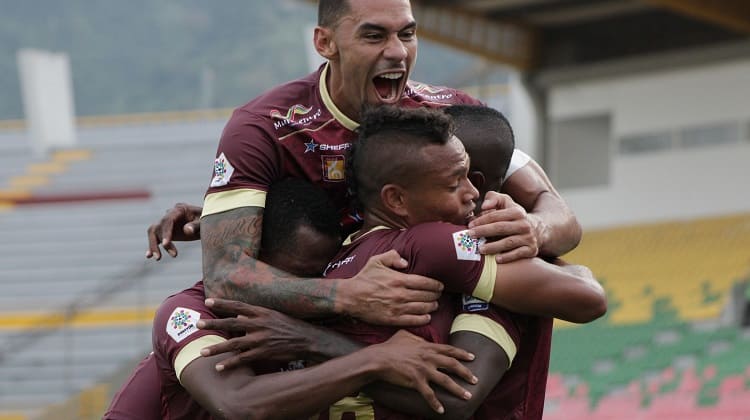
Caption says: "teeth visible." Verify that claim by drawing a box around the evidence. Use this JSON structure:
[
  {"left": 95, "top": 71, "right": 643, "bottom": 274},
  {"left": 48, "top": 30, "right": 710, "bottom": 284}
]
[{"left": 378, "top": 73, "right": 402, "bottom": 80}]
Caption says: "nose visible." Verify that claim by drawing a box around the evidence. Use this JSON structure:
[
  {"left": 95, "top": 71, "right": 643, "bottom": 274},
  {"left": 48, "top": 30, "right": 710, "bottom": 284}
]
[
  {"left": 465, "top": 180, "right": 480, "bottom": 203},
  {"left": 383, "top": 35, "right": 408, "bottom": 62}
]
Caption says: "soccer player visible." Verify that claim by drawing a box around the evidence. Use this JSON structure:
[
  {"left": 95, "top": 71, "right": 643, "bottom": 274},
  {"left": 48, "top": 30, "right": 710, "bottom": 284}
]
[
  {"left": 105, "top": 179, "right": 476, "bottom": 419},
  {"left": 144, "top": 0, "right": 582, "bottom": 331},
  {"left": 200, "top": 106, "right": 604, "bottom": 419}
]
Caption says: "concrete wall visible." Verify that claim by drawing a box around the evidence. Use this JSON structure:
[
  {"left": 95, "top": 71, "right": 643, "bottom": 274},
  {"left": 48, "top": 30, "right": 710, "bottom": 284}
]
[{"left": 546, "top": 57, "right": 750, "bottom": 229}]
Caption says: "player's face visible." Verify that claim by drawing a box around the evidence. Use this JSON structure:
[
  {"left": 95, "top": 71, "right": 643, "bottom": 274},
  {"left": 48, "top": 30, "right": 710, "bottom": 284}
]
[
  {"left": 403, "top": 136, "right": 479, "bottom": 226},
  {"left": 327, "top": 0, "right": 417, "bottom": 120}
]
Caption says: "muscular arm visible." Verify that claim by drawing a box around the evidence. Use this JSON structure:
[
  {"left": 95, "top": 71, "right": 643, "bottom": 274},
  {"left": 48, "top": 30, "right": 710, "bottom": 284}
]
[
  {"left": 501, "top": 159, "right": 581, "bottom": 258},
  {"left": 202, "top": 207, "right": 442, "bottom": 325},
  {"left": 201, "top": 206, "right": 339, "bottom": 317},
  {"left": 490, "top": 257, "right": 606, "bottom": 323},
  {"left": 363, "top": 331, "right": 509, "bottom": 420}
]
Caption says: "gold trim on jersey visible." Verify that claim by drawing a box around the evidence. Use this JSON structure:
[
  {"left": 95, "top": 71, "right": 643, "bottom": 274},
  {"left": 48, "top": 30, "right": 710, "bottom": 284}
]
[
  {"left": 319, "top": 63, "right": 360, "bottom": 132},
  {"left": 327, "top": 393, "right": 375, "bottom": 420},
  {"left": 201, "top": 189, "right": 267, "bottom": 218},
  {"left": 342, "top": 225, "right": 392, "bottom": 246},
  {"left": 471, "top": 256, "right": 497, "bottom": 302},
  {"left": 174, "top": 334, "right": 226, "bottom": 383},
  {"left": 450, "top": 313, "right": 518, "bottom": 366}
]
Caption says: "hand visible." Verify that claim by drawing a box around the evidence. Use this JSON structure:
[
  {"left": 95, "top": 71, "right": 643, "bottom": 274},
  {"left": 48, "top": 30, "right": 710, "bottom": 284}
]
[
  {"left": 467, "top": 192, "right": 539, "bottom": 263},
  {"left": 197, "top": 298, "right": 319, "bottom": 371},
  {"left": 370, "top": 330, "right": 477, "bottom": 414},
  {"left": 338, "top": 250, "right": 443, "bottom": 327},
  {"left": 146, "top": 202, "right": 203, "bottom": 260}
]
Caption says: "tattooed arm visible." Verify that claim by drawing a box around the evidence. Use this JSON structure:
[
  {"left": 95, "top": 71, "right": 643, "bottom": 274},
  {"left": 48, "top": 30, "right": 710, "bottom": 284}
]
[{"left": 201, "top": 207, "right": 443, "bottom": 325}]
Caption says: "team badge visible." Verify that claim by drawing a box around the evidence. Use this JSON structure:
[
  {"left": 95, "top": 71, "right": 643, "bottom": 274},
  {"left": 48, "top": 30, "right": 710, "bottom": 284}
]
[
  {"left": 462, "top": 294, "right": 489, "bottom": 312},
  {"left": 166, "top": 307, "right": 201, "bottom": 343},
  {"left": 322, "top": 155, "right": 345, "bottom": 182},
  {"left": 452, "top": 230, "right": 484, "bottom": 261},
  {"left": 210, "top": 153, "right": 234, "bottom": 187}
]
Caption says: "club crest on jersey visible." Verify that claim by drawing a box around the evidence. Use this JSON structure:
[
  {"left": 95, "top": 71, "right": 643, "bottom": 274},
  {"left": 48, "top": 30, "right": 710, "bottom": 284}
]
[
  {"left": 322, "top": 155, "right": 345, "bottom": 182},
  {"left": 452, "top": 230, "right": 484, "bottom": 261},
  {"left": 462, "top": 294, "right": 489, "bottom": 312},
  {"left": 210, "top": 153, "right": 234, "bottom": 187},
  {"left": 166, "top": 307, "right": 201, "bottom": 343}
]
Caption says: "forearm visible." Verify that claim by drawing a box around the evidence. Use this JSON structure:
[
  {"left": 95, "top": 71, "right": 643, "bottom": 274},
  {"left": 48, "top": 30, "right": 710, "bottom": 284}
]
[
  {"left": 201, "top": 207, "right": 342, "bottom": 318},
  {"left": 528, "top": 192, "right": 581, "bottom": 258},
  {"left": 195, "top": 351, "right": 383, "bottom": 420}
]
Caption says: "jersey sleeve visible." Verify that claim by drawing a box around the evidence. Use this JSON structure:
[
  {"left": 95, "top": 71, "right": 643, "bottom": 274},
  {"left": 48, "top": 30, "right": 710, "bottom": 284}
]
[
  {"left": 451, "top": 304, "right": 521, "bottom": 367},
  {"left": 399, "top": 222, "right": 499, "bottom": 302},
  {"left": 503, "top": 149, "right": 532, "bottom": 184},
  {"left": 202, "top": 109, "right": 282, "bottom": 217},
  {"left": 152, "top": 290, "right": 229, "bottom": 384}
]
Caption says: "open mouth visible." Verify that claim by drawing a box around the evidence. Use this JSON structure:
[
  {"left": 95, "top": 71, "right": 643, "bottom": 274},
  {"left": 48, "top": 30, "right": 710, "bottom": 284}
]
[{"left": 372, "top": 72, "right": 403, "bottom": 102}]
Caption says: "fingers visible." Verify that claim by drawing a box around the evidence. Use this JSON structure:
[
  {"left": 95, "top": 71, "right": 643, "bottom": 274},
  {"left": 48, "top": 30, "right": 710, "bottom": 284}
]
[
  {"left": 185, "top": 220, "right": 200, "bottom": 238},
  {"left": 494, "top": 246, "right": 537, "bottom": 264},
  {"left": 415, "top": 381, "right": 445, "bottom": 414},
  {"left": 146, "top": 224, "right": 162, "bottom": 261},
  {"left": 372, "top": 249, "right": 409, "bottom": 270},
  {"left": 400, "top": 273, "right": 444, "bottom": 294},
  {"left": 205, "top": 298, "right": 263, "bottom": 318},
  {"left": 386, "top": 314, "right": 432, "bottom": 327},
  {"left": 427, "top": 370, "right": 472, "bottom": 403},
  {"left": 158, "top": 217, "right": 176, "bottom": 256}
]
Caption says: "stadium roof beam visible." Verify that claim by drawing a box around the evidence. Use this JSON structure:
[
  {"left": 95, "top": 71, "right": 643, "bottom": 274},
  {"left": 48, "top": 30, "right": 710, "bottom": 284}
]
[{"left": 645, "top": 0, "right": 750, "bottom": 35}]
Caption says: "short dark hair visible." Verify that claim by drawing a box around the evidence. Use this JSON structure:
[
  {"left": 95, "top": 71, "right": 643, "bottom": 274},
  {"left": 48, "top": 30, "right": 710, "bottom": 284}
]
[
  {"left": 318, "top": 0, "right": 351, "bottom": 27},
  {"left": 261, "top": 178, "right": 341, "bottom": 258},
  {"left": 444, "top": 105, "right": 514, "bottom": 187},
  {"left": 348, "top": 105, "right": 454, "bottom": 210}
]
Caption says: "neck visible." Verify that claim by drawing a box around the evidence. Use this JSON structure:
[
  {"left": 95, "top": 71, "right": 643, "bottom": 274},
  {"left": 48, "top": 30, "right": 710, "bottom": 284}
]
[
  {"left": 358, "top": 207, "right": 408, "bottom": 238},
  {"left": 326, "top": 63, "right": 360, "bottom": 122}
]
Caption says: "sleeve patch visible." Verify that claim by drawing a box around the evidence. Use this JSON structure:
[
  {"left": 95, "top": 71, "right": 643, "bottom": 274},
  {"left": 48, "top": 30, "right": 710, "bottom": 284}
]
[
  {"left": 462, "top": 294, "right": 489, "bottom": 312},
  {"left": 452, "top": 230, "right": 485, "bottom": 261},
  {"left": 166, "top": 307, "right": 201, "bottom": 343},
  {"left": 210, "top": 152, "right": 235, "bottom": 187}
]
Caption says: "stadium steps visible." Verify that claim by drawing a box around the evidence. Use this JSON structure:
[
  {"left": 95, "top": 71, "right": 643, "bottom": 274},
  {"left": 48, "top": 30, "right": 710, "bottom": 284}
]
[
  {"left": 0, "top": 121, "right": 221, "bottom": 417},
  {"left": 566, "top": 213, "right": 750, "bottom": 324}
]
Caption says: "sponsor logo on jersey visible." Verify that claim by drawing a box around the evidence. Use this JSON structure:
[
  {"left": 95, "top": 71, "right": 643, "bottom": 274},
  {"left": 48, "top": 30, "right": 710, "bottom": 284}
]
[
  {"left": 271, "top": 105, "right": 322, "bottom": 130},
  {"left": 452, "top": 230, "right": 484, "bottom": 261},
  {"left": 462, "top": 294, "right": 489, "bottom": 312},
  {"left": 210, "top": 152, "right": 234, "bottom": 187},
  {"left": 323, "top": 255, "right": 356, "bottom": 276},
  {"left": 305, "top": 140, "right": 351, "bottom": 154},
  {"left": 280, "top": 360, "right": 307, "bottom": 371},
  {"left": 406, "top": 82, "right": 455, "bottom": 101},
  {"left": 322, "top": 155, "right": 345, "bottom": 182},
  {"left": 166, "top": 307, "right": 201, "bottom": 343}
]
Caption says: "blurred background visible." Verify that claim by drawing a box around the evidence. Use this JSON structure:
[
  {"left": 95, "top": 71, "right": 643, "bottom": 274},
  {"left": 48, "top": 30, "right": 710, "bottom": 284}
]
[{"left": 0, "top": 0, "right": 748, "bottom": 418}]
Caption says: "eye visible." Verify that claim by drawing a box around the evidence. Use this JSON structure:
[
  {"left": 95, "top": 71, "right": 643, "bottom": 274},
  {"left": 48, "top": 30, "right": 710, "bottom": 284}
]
[
  {"left": 399, "top": 29, "right": 416, "bottom": 41},
  {"left": 363, "top": 32, "right": 383, "bottom": 41}
]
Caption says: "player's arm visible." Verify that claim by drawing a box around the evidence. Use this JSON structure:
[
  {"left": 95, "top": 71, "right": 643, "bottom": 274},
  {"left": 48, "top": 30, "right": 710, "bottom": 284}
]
[
  {"left": 181, "top": 330, "right": 476, "bottom": 419},
  {"left": 362, "top": 330, "right": 510, "bottom": 419},
  {"left": 488, "top": 257, "right": 606, "bottom": 323},
  {"left": 469, "top": 158, "right": 582, "bottom": 262},
  {"left": 201, "top": 208, "right": 441, "bottom": 325}
]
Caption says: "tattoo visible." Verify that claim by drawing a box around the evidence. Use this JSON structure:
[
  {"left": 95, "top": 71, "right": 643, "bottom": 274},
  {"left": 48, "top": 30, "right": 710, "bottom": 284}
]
[{"left": 201, "top": 207, "right": 338, "bottom": 317}]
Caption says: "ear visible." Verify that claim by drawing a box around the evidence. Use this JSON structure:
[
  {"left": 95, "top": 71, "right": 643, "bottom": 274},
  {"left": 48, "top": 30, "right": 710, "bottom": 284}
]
[
  {"left": 381, "top": 184, "right": 409, "bottom": 217},
  {"left": 469, "top": 171, "right": 485, "bottom": 192},
  {"left": 314, "top": 26, "right": 338, "bottom": 60}
]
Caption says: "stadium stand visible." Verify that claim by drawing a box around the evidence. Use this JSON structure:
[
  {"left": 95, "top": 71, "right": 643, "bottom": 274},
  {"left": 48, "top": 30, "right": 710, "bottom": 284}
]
[
  {"left": 0, "top": 117, "right": 227, "bottom": 419},
  {"left": 544, "top": 217, "right": 750, "bottom": 418}
]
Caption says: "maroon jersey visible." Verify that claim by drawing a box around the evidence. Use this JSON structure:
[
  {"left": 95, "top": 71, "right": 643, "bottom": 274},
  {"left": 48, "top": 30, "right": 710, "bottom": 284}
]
[
  {"left": 317, "top": 222, "right": 502, "bottom": 419},
  {"left": 455, "top": 298, "right": 553, "bottom": 420},
  {"left": 201, "top": 63, "right": 482, "bottom": 231},
  {"left": 152, "top": 281, "right": 303, "bottom": 419},
  {"left": 103, "top": 353, "right": 162, "bottom": 420}
]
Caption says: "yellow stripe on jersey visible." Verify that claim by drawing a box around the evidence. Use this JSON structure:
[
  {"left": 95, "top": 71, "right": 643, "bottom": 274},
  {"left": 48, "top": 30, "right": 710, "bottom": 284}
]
[
  {"left": 451, "top": 313, "right": 518, "bottom": 366},
  {"left": 319, "top": 63, "right": 359, "bottom": 132},
  {"left": 328, "top": 393, "right": 375, "bottom": 420},
  {"left": 201, "top": 189, "right": 267, "bottom": 218},
  {"left": 175, "top": 335, "right": 226, "bottom": 383},
  {"left": 471, "top": 255, "right": 498, "bottom": 302}
]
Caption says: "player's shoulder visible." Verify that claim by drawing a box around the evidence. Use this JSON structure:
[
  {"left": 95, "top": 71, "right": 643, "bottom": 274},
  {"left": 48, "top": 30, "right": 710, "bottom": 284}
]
[
  {"left": 403, "top": 80, "right": 482, "bottom": 107},
  {"left": 235, "top": 69, "right": 321, "bottom": 120},
  {"left": 405, "top": 221, "right": 468, "bottom": 237},
  {"left": 154, "top": 282, "right": 208, "bottom": 324}
]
